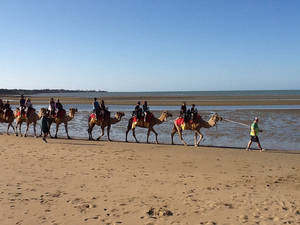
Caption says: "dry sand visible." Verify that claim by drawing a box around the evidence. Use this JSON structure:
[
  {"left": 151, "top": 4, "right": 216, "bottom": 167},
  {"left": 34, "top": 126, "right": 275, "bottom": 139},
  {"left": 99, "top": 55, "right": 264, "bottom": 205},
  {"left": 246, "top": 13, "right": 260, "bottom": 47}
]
[{"left": 0, "top": 135, "right": 299, "bottom": 225}]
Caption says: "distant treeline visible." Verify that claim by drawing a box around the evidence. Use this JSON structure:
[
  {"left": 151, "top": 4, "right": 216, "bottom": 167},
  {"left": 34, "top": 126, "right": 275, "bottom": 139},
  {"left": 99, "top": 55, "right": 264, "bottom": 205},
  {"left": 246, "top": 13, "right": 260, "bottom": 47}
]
[{"left": 0, "top": 89, "right": 106, "bottom": 95}]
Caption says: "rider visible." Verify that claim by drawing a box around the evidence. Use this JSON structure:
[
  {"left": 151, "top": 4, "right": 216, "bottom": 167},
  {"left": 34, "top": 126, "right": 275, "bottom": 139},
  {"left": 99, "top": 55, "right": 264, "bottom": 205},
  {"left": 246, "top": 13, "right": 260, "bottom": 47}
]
[
  {"left": 56, "top": 99, "right": 64, "bottom": 117},
  {"left": 180, "top": 102, "right": 187, "bottom": 122},
  {"left": 133, "top": 101, "right": 142, "bottom": 121},
  {"left": 142, "top": 100, "right": 150, "bottom": 122},
  {"left": 100, "top": 99, "right": 110, "bottom": 119},
  {"left": 93, "top": 98, "right": 101, "bottom": 119},
  {"left": 48, "top": 97, "right": 56, "bottom": 116},
  {"left": 3, "top": 100, "right": 11, "bottom": 118},
  {"left": 25, "top": 98, "right": 33, "bottom": 117},
  {"left": 190, "top": 104, "right": 198, "bottom": 122},
  {"left": 186, "top": 108, "right": 191, "bottom": 122},
  {"left": 19, "top": 94, "right": 26, "bottom": 115},
  {"left": 0, "top": 99, "right": 3, "bottom": 110}
]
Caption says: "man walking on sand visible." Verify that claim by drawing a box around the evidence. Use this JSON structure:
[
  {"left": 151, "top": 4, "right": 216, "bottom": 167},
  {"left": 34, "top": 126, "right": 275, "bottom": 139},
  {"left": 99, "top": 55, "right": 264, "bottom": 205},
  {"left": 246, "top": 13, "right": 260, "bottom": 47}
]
[{"left": 246, "top": 117, "right": 265, "bottom": 152}]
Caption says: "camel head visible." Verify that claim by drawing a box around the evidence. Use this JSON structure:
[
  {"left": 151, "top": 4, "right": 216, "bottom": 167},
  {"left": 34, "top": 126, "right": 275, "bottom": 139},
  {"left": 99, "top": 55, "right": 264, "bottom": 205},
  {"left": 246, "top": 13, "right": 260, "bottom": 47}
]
[
  {"left": 161, "top": 111, "right": 172, "bottom": 121},
  {"left": 211, "top": 113, "right": 223, "bottom": 122},
  {"left": 115, "top": 112, "right": 125, "bottom": 120},
  {"left": 39, "top": 108, "right": 48, "bottom": 117},
  {"left": 69, "top": 108, "right": 78, "bottom": 115}
]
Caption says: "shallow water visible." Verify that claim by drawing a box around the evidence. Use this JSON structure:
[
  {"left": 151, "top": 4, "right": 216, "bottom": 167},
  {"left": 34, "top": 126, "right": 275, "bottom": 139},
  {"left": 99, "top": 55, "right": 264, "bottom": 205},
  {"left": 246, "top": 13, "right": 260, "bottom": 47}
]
[{"left": 1, "top": 104, "right": 300, "bottom": 151}]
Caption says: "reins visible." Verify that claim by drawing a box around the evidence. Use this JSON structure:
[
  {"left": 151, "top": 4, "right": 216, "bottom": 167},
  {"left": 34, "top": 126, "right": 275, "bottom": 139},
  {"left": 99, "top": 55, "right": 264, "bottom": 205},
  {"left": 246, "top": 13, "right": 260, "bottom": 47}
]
[{"left": 223, "top": 118, "right": 250, "bottom": 128}]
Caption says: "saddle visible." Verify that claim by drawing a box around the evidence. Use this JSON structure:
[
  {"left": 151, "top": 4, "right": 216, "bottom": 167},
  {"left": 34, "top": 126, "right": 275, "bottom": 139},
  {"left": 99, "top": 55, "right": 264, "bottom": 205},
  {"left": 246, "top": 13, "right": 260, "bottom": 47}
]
[
  {"left": 89, "top": 113, "right": 104, "bottom": 122},
  {"left": 132, "top": 116, "right": 150, "bottom": 129},
  {"left": 176, "top": 115, "right": 202, "bottom": 130},
  {"left": 56, "top": 109, "right": 66, "bottom": 119},
  {"left": 16, "top": 110, "right": 26, "bottom": 118}
]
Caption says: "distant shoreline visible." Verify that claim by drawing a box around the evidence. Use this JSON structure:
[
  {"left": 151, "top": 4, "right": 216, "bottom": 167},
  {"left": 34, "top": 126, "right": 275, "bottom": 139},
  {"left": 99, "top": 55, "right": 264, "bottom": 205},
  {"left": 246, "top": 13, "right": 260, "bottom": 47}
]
[{"left": 0, "top": 89, "right": 106, "bottom": 96}]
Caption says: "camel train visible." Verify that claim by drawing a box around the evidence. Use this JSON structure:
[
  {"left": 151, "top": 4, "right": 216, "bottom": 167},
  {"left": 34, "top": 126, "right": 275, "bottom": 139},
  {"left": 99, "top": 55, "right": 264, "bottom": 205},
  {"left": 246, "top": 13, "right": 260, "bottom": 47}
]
[{"left": 0, "top": 99, "right": 223, "bottom": 146}]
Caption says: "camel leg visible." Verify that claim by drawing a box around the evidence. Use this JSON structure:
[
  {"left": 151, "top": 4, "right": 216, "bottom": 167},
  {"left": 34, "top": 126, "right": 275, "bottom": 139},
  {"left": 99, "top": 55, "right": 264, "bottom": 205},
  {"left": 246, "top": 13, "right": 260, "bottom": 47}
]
[
  {"left": 6, "top": 124, "right": 10, "bottom": 135},
  {"left": 132, "top": 128, "right": 139, "bottom": 143},
  {"left": 97, "top": 126, "right": 105, "bottom": 141},
  {"left": 178, "top": 130, "right": 187, "bottom": 146},
  {"left": 173, "top": 123, "right": 187, "bottom": 146},
  {"left": 19, "top": 122, "right": 23, "bottom": 137},
  {"left": 48, "top": 122, "right": 53, "bottom": 138},
  {"left": 15, "top": 123, "right": 19, "bottom": 136},
  {"left": 195, "top": 130, "right": 203, "bottom": 146},
  {"left": 39, "top": 125, "right": 42, "bottom": 137},
  {"left": 150, "top": 127, "right": 159, "bottom": 144},
  {"left": 146, "top": 128, "right": 151, "bottom": 143},
  {"left": 125, "top": 121, "right": 132, "bottom": 142},
  {"left": 88, "top": 123, "right": 95, "bottom": 140},
  {"left": 33, "top": 122, "right": 37, "bottom": 137},
  {"left": 171, "top": 125, "right": 177, "bottom": 145},
  {"left": 24, "top": 122, "right": 29, "bottom": 137},
  {"left": 55, "top": 123, "right": 59, "bottom": 138},
  {"left": 107, "top": 125, "right": 111, "bottom": 141},
  {"left": 15, "top": 122, "right": 21, "bottom": 136},
  {"left": 65, "top": 123, "right": 71, "bottom": 139},
  {"left": 194, "top": 132, "right": 197, "bottom": 147},
  {"left": 7, "top": 123, "right": 14, "bottom": 135},
  {"left": 125, "top": 128, "right": 130, "bottom": 142}
]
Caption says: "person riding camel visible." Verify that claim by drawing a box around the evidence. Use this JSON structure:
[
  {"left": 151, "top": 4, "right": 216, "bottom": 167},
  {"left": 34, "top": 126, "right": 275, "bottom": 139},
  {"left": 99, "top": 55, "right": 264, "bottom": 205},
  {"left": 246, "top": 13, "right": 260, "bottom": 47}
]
[
  {"left": 186, "top": 109, "right": 191, "bottom": 122},
  {"left": 133, "top": 101, "right": 142, "bottom": 121},
  {"left": 25, "top": 98, "right": 34, "bottom": 117},
  {"left": 19, "top": 94, "right": 26, "bottom": 115},
  {"left": 143, "top": 101, "right": 150, "bottom": 122},
  {"left": 180, "top": 102, "right": 187, "bottom": 122},
  {"left": 0, "top": 99, "right": 4, "bottom": 115},
  {"left": 56, "top": 99, "right": 65, "bottom": 118},
  {"left": 100, "top": 99, "right": 110, "bottom": 120},
  {"left": 3, "top": 100, "right": 12, "bottom": 118},
  {"left": 190, "top": 104, "right": 198, "bottom": 123},
  {"left": 0, "top": 99, "right": 4, "bottom": 111},
  {"left": 93, "top": 98, "right": 101, "bottom": 119},
  {"left": 48, "top": 97, "right": 56, "bottom": 116}
]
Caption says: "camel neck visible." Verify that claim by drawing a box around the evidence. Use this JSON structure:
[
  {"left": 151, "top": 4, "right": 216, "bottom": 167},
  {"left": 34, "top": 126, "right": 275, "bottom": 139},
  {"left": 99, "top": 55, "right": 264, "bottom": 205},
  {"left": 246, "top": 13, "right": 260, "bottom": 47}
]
[
  {"left": 111, "top": 116, "right": 121, "bottom": 124},
  {"left": 158, "top": 114, "right": 166, "bottom": 123},
  {"left": 207, "top": 117, "right": 216, "bottom": 127}
]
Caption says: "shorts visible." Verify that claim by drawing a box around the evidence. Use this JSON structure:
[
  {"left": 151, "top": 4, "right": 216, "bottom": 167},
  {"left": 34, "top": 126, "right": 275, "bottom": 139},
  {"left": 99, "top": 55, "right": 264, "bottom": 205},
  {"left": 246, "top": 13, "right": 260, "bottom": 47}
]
[{"left": 250, "top": 136, "right": 260, "bottom": 142}]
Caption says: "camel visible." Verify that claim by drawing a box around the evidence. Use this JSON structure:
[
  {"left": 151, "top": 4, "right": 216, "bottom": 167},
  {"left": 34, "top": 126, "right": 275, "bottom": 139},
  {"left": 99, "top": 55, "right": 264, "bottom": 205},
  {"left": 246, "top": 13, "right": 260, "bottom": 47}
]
[
  {"left": 40, "top": 108, "right": 78, "bottom": 139},
  {"left": 15, "top": 108, "right": 41, "bottom": 137},
  {"left": 125, "top": 111, "right": 172, "bottom": 144},
  {"left": 88, "top": 111, "right": 125, "bottom": 141},
  {"left": 0, "top": 109, "right": 15, "bottom": 134},
  {"left": 171, "top": 113, "right": 223, "bottom": 146}
]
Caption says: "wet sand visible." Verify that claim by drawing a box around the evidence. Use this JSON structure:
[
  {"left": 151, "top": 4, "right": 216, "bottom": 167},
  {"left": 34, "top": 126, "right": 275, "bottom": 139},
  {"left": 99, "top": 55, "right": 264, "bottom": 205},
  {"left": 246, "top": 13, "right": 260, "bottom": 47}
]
[
  {"left": 2, "top": 94, "right": 300, "bottom": 106},
  {"left": 0, "top": 135, "right": 299, "bottom": 225}
]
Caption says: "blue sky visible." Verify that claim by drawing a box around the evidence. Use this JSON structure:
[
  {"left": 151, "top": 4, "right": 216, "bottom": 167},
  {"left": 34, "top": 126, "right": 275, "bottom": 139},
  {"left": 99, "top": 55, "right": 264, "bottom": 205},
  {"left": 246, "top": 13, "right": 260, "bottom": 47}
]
[{"left": 0, "top": 0, "right": 299, "bottom": 91}]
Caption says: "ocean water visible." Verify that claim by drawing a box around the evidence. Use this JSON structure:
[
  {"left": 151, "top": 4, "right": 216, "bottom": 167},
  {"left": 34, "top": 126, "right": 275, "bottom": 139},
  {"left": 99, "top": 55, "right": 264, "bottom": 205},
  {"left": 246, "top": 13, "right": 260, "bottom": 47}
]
[
  {"left": 32, "top": 90, "right": 300, "bottom": 98},
  {"left": 1, "top": 104, "right": 300, "bottom": 151}
]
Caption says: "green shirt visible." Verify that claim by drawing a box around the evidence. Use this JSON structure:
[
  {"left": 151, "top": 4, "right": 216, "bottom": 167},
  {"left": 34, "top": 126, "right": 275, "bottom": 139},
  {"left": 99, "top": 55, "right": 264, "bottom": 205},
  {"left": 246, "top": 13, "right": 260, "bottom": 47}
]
[{"left": 250, "top": 122, "right": 259, "bottom": 136}]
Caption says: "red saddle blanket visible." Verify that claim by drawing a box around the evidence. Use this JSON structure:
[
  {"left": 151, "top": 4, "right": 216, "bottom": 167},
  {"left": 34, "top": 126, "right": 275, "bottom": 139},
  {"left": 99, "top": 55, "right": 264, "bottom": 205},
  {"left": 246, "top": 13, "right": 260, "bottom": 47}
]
[
  {"left": 16, "top": 111, "right": 26, "bottom": 118},
  {"left": 176, "top": 115, "right": 201, "bottom": 126},
  {"left": 89, "top": 113, "right": 103, "bottom": 122},
  {"left": 132, "top": 113, "right": 153, "bottom": 123}
]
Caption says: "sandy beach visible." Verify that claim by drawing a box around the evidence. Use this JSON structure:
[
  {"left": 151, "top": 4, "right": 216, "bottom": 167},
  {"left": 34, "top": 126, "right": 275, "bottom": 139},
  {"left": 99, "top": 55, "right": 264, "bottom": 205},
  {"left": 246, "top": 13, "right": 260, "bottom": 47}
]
[{"left": 0, "top": 135, "right": 299, "bottom": 225}]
